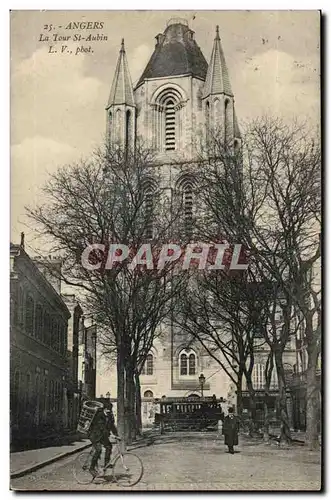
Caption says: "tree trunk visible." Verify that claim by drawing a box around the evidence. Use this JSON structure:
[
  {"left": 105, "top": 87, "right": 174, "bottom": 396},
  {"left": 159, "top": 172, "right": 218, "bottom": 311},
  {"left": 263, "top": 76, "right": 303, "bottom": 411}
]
[
  {"left": 116, "top": 343, "right": 126, "bottom": 443},
  {"left": 305, "top": 341, "right": 320, "bottom": 450},
  {"left": 236, "top": 370, "right": 243, "bottom": 418},
  {"left": 263, "top": 352, "right": 274, "bottom": 443},
  {"left": 245, "top": 377, "right": 256, "bottom": 436},
  {"left": 274, "top": 348, "right": 291, "bottom": 445},
  {"left": 125, "top": 362, "right": 136, "bottom": 444},
  {"left": 263, "top": 391, "right": 270, "bottom": 443},
  {"left": 134, "top": 370, "right": 142, "bottom": 436}
]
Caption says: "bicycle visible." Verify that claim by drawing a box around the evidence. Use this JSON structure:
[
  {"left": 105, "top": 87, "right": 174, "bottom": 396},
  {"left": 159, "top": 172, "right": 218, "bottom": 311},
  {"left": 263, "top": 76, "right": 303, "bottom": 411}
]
[{"left": 73, "top": 436, "right": 144, "bottom": 487}]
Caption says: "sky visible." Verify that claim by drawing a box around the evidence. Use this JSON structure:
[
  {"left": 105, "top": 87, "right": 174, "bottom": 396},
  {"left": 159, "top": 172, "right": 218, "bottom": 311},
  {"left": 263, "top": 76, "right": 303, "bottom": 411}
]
[{"left": 10, "top": 10, "right": 320, "bottom": 251}]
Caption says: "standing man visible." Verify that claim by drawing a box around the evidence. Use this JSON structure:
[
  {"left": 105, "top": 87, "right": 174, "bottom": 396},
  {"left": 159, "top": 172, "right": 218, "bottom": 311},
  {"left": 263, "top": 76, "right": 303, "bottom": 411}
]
[{"left": 223, "top": 407, "right": 239, "bottom": 454}]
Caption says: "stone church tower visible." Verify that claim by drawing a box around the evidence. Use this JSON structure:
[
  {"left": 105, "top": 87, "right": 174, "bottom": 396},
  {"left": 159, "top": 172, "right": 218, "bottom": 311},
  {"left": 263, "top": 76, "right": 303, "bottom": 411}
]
[
  {"left": 101, "top": 18, "right": 241, "bottom": 407},
  {"left": 106, "top": 18, "right": 241, "bottom": 159}
]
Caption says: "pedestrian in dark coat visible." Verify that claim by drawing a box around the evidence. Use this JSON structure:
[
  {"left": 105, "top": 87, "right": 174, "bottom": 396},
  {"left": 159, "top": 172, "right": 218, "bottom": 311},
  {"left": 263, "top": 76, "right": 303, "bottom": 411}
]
[
  {"left": 88, "top": 403, "right": 118, "bottom": 476},
  {"left": 223, "top": 407, "right": 239, "bottom": 454}
]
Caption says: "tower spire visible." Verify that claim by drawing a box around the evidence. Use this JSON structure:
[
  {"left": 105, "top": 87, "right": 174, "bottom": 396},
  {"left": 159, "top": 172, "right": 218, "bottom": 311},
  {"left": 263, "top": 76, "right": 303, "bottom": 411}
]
[
  {"left": 107, "top": 39, "right": 135, "bottom": 108},
  {"left": 120, "top": 38, "right": 125, "bottom": 53},
  {"left": 202, "top": 26, "right": 233, "bottom": 98}
]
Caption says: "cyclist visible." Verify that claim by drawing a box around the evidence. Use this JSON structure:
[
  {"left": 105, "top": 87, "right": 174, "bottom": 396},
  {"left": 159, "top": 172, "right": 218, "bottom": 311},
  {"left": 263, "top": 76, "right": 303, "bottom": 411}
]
[{"left": 88, "top": 402, "right": 119, "bottom": 477}]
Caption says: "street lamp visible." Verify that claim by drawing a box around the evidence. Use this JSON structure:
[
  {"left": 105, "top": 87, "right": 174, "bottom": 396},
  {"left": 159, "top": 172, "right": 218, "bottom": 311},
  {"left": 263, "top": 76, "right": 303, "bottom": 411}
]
[{"left": 199, "top": 373, "right": 206, "bottom": 398}]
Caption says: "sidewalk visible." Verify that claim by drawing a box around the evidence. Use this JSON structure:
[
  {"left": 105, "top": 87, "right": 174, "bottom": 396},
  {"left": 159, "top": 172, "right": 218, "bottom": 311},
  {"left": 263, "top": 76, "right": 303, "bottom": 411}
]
[
  {"left": 10, "top": 430, "right": 156, "bottom": 480},
  {"left": 10, "top": 438, "right": 91, "bottom": 479}
]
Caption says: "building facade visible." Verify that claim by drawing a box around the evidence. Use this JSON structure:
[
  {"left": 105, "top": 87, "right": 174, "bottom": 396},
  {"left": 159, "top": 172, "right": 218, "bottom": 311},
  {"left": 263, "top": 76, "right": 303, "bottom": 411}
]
[
  {"left": 99, "top": 18, "right": 242, "bottom": 406},
  {"left": 10, "top": 240, "right": 71, "bottom": 448},
  {"left": 62, "top": 293, "right": 84, "bottom": 431},
  {"left": 78, "top": 323, "right": 97, "bottom": 400},
  {"left": 98, "top": 19, "right": 298, "bottom": 424}
]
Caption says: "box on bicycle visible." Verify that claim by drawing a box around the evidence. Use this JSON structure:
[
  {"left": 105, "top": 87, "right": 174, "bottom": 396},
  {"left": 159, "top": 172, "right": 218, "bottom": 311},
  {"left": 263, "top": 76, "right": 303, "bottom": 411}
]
[{"left": 77, "top": 400, "right": 104, "bottom": 435}]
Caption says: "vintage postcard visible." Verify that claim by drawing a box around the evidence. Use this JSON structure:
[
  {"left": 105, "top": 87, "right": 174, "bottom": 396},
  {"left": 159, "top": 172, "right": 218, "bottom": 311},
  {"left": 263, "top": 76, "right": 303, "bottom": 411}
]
[{"left": 10, "top": 10, "right": 321, "bottom": 491}]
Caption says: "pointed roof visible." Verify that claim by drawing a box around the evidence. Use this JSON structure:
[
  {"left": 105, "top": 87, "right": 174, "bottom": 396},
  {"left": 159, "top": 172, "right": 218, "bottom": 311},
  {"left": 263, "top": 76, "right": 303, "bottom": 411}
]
[
  {"left": 135, "top": 19, "right": 208, "bottom": 88},
  {"left": 203, "top": 26, "right": 233, "bottom": 98},
  {"left": 107, "top": 39, "right": 135, "bottom": 108}
]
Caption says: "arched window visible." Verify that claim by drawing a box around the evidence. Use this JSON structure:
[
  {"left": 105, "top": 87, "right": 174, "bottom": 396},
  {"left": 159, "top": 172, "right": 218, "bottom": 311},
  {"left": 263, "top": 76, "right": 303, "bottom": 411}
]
[
  {"left": 214, "top": 98, "right": 222, "bottom": 129},
  {"left": 152, "top": 86, "right": 184, "bottom": 152},
  {"left": 183, "top": 182, "right": 193, "bottom": 236},
  {"left": 145, "top": 189, "right": 153, "bottom": 239},
  {"left": 180, "top": 353, "right": 188, "bottom": 375},
  {"left": 108, "top": 111, "right": 112, "bottom": 144},
  {"left": 206, "top": 101, "right": 210, "bottom": 139},
  {"left": 188, "top": 353, "right": 196, "bottom": 375},
  {"left": 224, "top": 98, "right": 232, "bottom": 144},
  {"left": 115, "top": 109, "right": 121, "bottom": 138},
  {"left": 146, "top": 354, "right": 153, "bottom": 375},
  {"left": 35, "top": 304, "right": 43, "bottom": 340},
  {"left": 179, "top": 350, "right": 197, "bottom": 376},
  {"left": 25, "top": 295, "right": 34, "bottom": 335},
  {"left": 142, "top": 354, "right": 153, "bottom": 375},
  {"left": 143, "top": 390, "right": 154, "bottom": 418},
  {"left": 143, "top": 181, "right": 155, "bottom": 239},
  {"left": 125, "top": 110, "right": 132, "bottom": 152},
  {"left": 177, "top": 176, "right": 195, "bottom": 237},
  {"left": 165, "top": 98, "right": 176, "bottom": 151},
  {"left": 252, "top": 363, "right": 264, "bottom": 390}
]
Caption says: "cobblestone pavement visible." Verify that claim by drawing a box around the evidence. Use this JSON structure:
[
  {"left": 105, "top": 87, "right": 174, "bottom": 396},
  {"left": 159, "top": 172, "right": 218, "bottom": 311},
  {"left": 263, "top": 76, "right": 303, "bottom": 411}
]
[{"left": 11, "top": 433, "right": 321, "bottom": 491}]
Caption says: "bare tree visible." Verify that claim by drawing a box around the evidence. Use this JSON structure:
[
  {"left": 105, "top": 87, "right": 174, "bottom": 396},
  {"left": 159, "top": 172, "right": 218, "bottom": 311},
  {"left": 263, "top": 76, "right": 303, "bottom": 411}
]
[
  {"left": 195, "top": 117, "right": 321, "bottom": 445},
  {"left": 175, "top": 267, "right": 267, "bottom": 428},
  {"left": 27, "top": 143, "right": 187, "bottom": 444}
]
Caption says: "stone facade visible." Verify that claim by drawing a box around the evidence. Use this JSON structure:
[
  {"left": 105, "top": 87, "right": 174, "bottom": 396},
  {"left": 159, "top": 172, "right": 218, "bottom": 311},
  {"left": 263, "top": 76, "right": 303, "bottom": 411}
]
[
  {"left": 98, "top": 19, "right": 243, "bottom": 407},
  {"left": 97, "top": 19, "right": 296, "bottom": 420},
  {"left": 10, "top": 242, "right": 71, "bottom": 446}
]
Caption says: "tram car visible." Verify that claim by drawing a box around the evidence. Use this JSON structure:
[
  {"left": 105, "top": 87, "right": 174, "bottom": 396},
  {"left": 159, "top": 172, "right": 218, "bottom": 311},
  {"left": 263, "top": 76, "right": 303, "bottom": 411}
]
[{"left": 154, "top": 396, "right": 225, "bottom": 433}]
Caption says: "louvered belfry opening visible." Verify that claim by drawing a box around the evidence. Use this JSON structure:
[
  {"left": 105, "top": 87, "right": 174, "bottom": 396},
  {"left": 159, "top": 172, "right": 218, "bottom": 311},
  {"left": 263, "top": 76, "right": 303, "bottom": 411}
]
[
  {"left": 176, "top": 176, "right": 195, "bottom": 238},
  {"left": 143, "top": 179, "right": 157, "bottom": 240},
  {"left": 153, "top": 87, "right": 182, "bottom": 152},
  {"left": 184, "top": 182, "right": 193, "bottom": 235},
  {"left": 165, "top": 98, "right": 176, "bottom": 151},
  {"left": 145, "top": 189, "right": 153, "bottom": 239}
]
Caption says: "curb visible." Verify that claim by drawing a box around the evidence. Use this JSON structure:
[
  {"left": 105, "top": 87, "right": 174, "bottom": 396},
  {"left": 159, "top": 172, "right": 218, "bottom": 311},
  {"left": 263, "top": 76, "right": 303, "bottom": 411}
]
[{"left": 10, "top": 442, "right": 91, "bottom": 479}]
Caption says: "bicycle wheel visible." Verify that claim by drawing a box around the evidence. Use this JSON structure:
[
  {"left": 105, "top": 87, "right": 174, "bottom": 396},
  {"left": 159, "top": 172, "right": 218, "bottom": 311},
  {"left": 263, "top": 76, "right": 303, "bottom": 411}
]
[
  {"left": 112, "top": 452, "right": 144, "bottom": 487},
  {"left": 72, "top": 450, "right": 94, "bottom": 485}
]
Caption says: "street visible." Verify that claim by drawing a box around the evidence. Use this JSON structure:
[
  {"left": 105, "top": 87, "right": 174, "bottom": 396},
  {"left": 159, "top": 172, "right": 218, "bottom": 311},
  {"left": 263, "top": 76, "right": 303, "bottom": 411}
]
[{"left": 11, "top": 433, "right": 321, "bottom": 491}]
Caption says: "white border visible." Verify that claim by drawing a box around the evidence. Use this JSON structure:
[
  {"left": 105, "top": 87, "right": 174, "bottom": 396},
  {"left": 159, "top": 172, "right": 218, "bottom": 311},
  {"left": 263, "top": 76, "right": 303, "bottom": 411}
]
[{"left": 4, "top": 3, "right": 327, "bottom": 499}]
